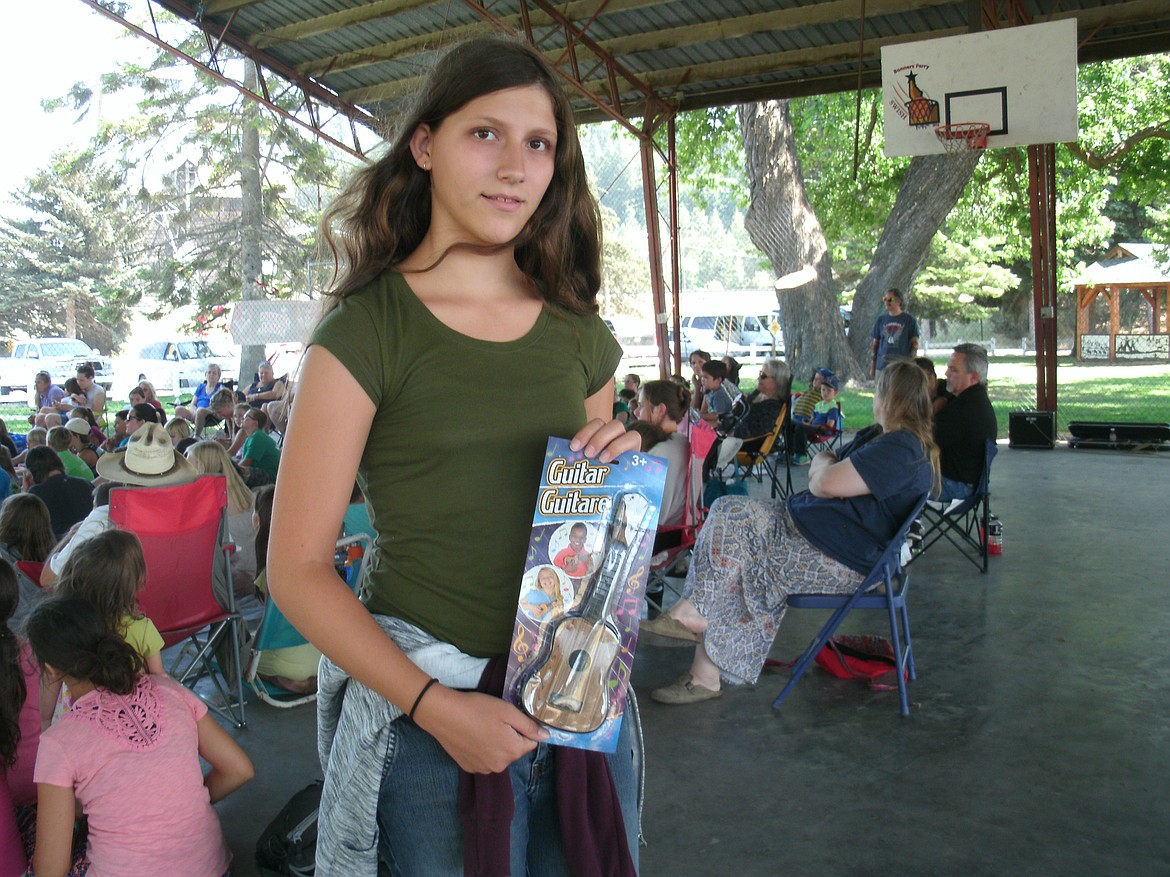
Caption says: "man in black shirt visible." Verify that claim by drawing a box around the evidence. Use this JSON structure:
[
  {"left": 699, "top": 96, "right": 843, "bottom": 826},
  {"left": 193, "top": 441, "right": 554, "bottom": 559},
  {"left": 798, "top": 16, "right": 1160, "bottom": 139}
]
[{"left": 934, "top": 343, "right": 997, "bottom": 502}]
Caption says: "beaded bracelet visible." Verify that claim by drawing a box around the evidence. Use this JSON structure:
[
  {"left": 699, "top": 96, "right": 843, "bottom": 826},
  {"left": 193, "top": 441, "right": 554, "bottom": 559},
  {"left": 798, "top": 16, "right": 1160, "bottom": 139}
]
[{"left": 409, "top": 677, "right": 440, "bottom": 722}]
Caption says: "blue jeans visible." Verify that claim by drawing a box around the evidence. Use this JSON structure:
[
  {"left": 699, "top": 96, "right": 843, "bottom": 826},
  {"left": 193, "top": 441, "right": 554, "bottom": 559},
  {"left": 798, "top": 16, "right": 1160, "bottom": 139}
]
[
  {"left": 376, "top": 707, "right": 641, "bottom": 876},
  {"left": 935, "top": 476, "right": 975, "bottom": 504}
]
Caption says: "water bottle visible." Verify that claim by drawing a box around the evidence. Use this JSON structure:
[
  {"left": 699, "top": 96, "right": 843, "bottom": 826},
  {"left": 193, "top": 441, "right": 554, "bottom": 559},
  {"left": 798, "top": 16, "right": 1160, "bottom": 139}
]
[{"left": 987, "top": 515, "right": 1003, "bottom": 556}]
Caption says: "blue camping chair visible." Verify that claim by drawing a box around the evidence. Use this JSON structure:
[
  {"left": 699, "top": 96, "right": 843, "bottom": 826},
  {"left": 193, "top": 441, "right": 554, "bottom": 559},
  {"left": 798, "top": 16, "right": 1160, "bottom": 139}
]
[
  {"left": 772, "top": 495, "right": 929, "bottom": 716},
  {"left": 245, "top": 533, "right": 371, "bottom": 708},
  {"left": 909, "top": 439, "right": 997, "bottom": 573}
]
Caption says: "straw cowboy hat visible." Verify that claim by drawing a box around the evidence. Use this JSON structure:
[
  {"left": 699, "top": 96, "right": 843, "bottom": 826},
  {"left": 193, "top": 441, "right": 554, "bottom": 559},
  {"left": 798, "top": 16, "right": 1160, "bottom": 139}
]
[{"left": 96, "top": 422, "right": 197, "bottom": 487}]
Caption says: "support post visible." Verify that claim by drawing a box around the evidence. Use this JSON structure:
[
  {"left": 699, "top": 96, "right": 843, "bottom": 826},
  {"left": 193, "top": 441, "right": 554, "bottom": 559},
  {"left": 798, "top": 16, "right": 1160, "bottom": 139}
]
[
  {"left": 640, "top": 135, "right": 670, "bottom": 380},
  {"left": 1027, "top": 143, "right": 1058, "bottom": 413},
  {"left": 667, "top": 117, "right": 682, "bottom": 377}
]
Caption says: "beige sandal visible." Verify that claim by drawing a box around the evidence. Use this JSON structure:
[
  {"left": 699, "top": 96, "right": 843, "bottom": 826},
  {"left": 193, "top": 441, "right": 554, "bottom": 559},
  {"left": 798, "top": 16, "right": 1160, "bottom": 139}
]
[
  {"left": 640, "top": 614, "right": 702, "bottom": 643},
  {"left": 650, "top": 673, "right": 722, "bottom": 705}
]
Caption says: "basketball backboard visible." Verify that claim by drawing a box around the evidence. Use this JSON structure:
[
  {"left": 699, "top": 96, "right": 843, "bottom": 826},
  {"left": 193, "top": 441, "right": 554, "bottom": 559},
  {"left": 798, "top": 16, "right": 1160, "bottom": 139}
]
[{"left": 881, "top": 19, "right": 1078, "bottom": 157}]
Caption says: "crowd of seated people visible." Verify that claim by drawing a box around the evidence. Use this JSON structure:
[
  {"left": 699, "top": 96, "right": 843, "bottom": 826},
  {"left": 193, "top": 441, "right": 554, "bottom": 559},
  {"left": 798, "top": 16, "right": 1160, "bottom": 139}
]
[
  {"left": 0, "top": 340, "right": 987, "bottom": 873},
  {"left": 1, "top": 547, "right": 253, "bottom": 875},
  {"left": 641, "top": 360, "right": 938, "bottom": 703}
]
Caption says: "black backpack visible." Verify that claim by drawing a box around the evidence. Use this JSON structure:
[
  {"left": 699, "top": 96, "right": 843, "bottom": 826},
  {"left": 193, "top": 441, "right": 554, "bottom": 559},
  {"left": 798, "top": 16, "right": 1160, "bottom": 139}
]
[{"left": 255, "top": 780, "right": 323, "bottom": 876}]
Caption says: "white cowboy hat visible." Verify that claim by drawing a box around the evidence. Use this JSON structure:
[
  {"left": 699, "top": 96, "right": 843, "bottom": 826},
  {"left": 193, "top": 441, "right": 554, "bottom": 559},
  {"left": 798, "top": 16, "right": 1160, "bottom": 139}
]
[{"left": 96, "top": 422, "right": 197, "bottom": 487}]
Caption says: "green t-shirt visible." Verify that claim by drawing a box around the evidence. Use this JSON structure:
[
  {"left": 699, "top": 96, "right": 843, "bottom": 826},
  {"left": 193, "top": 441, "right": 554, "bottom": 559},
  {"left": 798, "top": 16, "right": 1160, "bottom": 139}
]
[
  {"left": 241, "top": 430, "right": 281, "bottom": 478},
  {"left": 61, "top": 450, "right": 94, "bottom": 482},
  {"left": 310, "top": 271, "right": 622, "bottom": 656}
]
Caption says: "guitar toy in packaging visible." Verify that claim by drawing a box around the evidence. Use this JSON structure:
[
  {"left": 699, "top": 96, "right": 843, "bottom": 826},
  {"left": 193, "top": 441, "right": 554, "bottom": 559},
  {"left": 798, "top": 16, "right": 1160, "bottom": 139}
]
[{"left": 503, "top": 436, "right": 667, "bottom": 752}]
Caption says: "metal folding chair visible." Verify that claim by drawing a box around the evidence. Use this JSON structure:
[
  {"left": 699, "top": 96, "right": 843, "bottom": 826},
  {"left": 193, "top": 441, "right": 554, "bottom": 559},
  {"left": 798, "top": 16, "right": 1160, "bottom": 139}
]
[
  {"left": 772, "top": 495, "right": 929, "bottom": 716},
  {"left": 244, "top": 533, "right": 370, "bottom": 708},
  {"left": 727, "top": 403, "right": 792, "bottom": 498},
  {"left": 803, "top": 402, "right": 845, "bottom": 456},
  {"left": 909, "top": 439, "right": 997, "bottom": 573},
  {"left": 645, "top": 429, "right": 708, "bottom": 615}
]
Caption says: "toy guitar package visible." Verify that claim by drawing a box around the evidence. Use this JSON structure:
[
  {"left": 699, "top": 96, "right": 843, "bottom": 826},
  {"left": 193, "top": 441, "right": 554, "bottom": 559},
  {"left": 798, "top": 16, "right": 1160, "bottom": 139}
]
[{"left": 503, "top": 437, "right": 667, "bottom": 752}]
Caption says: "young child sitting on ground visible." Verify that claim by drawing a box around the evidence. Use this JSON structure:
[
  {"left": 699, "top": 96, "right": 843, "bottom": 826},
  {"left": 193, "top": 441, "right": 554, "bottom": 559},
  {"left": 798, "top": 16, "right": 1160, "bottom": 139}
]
[
  {"left": 237, "top": 408, "right": 281, "bottom": 486},
  {"left": 55, "top": 530, "right": 166, "bottom": 677},
  {"left": 26, "top": 595, "right": 253, "bottom": 876},
  {"left": 12, "top": 427, "right": 46, "bottom": 466}
]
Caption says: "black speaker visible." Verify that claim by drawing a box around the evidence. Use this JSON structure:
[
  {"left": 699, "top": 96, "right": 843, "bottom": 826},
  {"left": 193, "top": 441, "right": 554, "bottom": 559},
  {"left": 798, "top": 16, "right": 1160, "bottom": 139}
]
[{"left": 1009, "top": 411, "right": 1056, "bottom": 449}]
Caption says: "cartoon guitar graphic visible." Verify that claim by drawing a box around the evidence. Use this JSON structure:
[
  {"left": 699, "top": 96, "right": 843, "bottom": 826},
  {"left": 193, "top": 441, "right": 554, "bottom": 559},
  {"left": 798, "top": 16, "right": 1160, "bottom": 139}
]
[{"left": 520, "top": 492, "right": 653, "bottom": 733}]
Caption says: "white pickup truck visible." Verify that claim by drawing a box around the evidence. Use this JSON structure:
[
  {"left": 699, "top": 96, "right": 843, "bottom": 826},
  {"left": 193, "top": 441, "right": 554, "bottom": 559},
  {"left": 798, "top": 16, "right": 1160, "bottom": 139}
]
[{"left": 0, "top": 337, "right": 115, "bottom": 398}]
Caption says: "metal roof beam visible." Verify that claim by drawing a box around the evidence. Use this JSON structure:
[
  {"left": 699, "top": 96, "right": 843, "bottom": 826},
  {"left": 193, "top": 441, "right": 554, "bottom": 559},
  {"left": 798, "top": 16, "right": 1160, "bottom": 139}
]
[
  {"left": 89, "top": 0, "right": 379, "bottom": 161},
  {"left": 259, "top": 0, "right": 663, "bottom": 51},
  {"left": 253, "top": 0, "right": 438, "bottom": 49},
  {"left": 597, "top": 0, "right": 955, "bottom": 56},
  {"left": 298, "top": 0, "right": 953, "bottom": 78},
  {"left": 204, "top": 0, "right": 267, "bottom": 13}
]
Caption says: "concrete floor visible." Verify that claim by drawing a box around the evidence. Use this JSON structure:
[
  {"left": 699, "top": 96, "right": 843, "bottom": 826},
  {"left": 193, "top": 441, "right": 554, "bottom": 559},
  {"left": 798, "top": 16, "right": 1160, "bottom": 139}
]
[{"left": 214, "top": 443, "right": 1170, "bottom": 876}]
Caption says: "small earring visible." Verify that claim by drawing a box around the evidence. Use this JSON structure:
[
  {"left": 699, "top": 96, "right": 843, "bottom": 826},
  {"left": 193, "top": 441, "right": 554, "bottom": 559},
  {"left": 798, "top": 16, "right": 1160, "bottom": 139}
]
[{"left": 420, "top": 161, "right": 430, "bottom": 171}]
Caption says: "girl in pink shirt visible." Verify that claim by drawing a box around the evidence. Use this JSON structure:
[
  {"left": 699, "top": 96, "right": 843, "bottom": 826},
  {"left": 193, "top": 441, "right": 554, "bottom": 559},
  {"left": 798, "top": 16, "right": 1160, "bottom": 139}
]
[{"left": 26, "top": 595, "right": 253, "bottom": 877}]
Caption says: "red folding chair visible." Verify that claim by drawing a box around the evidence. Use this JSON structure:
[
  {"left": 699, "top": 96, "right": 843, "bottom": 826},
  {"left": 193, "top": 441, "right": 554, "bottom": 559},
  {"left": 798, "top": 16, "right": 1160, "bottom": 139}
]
[
  {"left": 109, "top": 475, "right": 246, "bottom": 727},
  {"left": 646, "top": 415, "right": 716, "bottom": 613},
  {"left": 14, "top": 561, "right": 44, "bottom": 587}
]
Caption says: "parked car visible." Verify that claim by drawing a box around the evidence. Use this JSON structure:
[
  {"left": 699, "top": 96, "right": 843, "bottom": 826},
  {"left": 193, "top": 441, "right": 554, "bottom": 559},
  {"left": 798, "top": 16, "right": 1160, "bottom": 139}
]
[
  {"left": 675, "top": 313, "right": 780, "bottom": 358},
  {"left": 0, "top": 337, "right": 115, "bottom": 398},
  {"left": 120, "top": 338, "right": 241, "bottom": 396}
]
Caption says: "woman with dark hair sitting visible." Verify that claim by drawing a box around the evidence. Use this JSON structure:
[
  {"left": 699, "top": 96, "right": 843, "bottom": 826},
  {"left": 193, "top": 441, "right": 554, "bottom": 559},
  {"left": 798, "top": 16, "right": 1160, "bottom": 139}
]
[{"left": 642, "top": 360, "right": 938, "bottom": 704}]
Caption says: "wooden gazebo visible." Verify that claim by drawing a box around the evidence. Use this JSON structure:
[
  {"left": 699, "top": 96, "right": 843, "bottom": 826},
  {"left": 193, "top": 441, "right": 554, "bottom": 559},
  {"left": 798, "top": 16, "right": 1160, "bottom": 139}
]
[{"left": 1075, "top": 243, "right": 1170, "bottom": 362}]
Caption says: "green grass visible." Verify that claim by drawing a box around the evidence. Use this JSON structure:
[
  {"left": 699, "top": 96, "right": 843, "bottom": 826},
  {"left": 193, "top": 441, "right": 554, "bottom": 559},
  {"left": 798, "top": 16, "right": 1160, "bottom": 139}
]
[
  {"left": 755, "top": 357, "right": 1170, "bottom": 434},
  {"left": 1, "top": 394, "right": 185, "bottom": 435}
]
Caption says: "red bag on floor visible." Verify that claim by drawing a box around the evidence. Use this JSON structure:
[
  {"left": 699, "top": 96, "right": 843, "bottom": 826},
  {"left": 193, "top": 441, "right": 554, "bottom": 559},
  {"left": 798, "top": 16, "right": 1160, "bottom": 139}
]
[{"left": 814, "top": 634, "right": 901, "bottom": 687}]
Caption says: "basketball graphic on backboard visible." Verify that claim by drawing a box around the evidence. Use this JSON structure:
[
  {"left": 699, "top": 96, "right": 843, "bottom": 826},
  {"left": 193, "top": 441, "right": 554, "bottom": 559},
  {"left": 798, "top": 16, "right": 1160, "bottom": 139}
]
[{"left": 905, "top": 71, "right": 940, "bottom": 127}]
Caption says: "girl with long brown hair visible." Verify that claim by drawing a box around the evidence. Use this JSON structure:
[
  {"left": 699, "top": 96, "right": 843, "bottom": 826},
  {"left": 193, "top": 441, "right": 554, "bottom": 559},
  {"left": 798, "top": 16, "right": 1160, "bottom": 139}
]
[{"left": 268, "top": 36, "right": 640, "bottom": 874}]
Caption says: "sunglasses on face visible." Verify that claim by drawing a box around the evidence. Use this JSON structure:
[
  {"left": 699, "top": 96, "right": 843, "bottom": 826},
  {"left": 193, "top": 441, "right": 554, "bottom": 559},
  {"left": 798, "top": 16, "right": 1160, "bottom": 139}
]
[{"left": 883, "top": 298, "right": 895, "bottom": 303}]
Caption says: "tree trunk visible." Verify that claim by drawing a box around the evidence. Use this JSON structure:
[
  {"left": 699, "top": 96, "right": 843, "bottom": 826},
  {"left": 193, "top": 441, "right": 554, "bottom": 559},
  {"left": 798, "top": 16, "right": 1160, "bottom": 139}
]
[
  {"left": 739, "top": 101, "right": 855, "bottom": 381},
  {"left": 847, "top": 151, "right": 981, "bottom": 369},
  {"left": 239, "top": 60, "right": 266, "bottom": 388}
]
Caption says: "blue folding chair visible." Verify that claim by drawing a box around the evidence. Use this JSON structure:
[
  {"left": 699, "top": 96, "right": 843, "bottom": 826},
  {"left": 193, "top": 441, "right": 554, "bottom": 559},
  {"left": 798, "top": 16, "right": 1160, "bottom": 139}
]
[
  {"left": 909, "top": 439, "right": 997, "bottom": 573},
  {"left": 245, "top": 533, "right": 370, "bottom": 708},
  {"left": 773, "top": 495, "right": 929, "bottom": 716}
]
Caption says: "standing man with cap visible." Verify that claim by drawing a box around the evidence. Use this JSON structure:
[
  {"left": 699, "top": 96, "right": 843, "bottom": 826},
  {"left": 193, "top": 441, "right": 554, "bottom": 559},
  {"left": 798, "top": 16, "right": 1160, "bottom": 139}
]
[{"left": 870, "top": 288, "right": 920, "bottom": 377}]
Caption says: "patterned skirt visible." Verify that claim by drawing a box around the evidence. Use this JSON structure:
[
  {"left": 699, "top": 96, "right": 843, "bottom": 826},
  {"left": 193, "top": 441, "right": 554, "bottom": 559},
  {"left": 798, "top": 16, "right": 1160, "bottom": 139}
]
[{"left": 687, "top": 496, "right": 864, "bottom": 684}]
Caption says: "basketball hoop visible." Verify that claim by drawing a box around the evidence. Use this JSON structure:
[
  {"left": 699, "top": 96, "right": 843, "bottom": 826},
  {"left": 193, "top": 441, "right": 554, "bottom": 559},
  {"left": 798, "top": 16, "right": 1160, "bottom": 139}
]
[{"left": 934, "top": 122, "right": 990, "bottom": 153}]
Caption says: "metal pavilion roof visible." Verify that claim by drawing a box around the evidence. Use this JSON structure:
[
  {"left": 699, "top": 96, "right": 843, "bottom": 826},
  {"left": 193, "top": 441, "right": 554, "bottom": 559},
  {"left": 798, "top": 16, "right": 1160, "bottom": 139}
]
[
  {"left": 100, "top": 0, "right": 1170, "bottom": 154},
  {"left": 79, "top": 0, "right": 1170, "bottom": 380}
]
